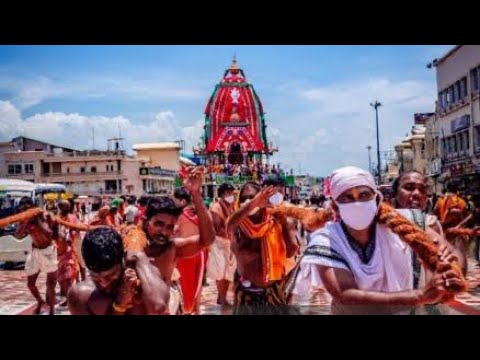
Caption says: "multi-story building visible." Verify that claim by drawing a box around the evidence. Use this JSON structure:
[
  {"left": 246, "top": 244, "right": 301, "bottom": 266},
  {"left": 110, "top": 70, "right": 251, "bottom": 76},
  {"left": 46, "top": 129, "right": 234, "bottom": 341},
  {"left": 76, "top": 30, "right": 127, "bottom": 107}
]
[
  {"left": 433, "top": 45, "right": 480, "bottom": 194},
  {"left": 133, "top": 142, "right": 182, "bottom": 195},
  {"left": 389, "top": 119, "right": 427, "bottom": 185},
  {"left": 0, "top": 136, "right": 179, "bottom": 198},
  {"left": 424, "top": 113, "right": 443, "bottom": 194}
]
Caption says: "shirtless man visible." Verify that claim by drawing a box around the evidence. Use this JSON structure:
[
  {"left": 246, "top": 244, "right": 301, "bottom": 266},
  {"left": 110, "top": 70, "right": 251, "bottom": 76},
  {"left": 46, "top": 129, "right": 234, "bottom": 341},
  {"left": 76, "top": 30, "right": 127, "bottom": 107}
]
[
  {"left": 173, "top": 186, "right": 210, "bottom": 314},
  {"left": 123, "top": 166, "right": 216, "bottom": 314},
  {"left": 14, "top": 197, "right": 57, "bottom": 315},
  {"left": 67, "top": 227, "right": 169, "bottom": 315},
  {"left": 226, "top": 182, "right": 298, "bottom": 314}
]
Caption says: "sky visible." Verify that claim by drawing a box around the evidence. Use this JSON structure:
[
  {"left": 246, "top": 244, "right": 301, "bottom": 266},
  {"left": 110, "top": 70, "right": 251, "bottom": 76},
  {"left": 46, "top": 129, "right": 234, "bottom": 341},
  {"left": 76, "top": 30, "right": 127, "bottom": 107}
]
[{"left": 0, "top": 45, "right": 454, "bottom": 177}]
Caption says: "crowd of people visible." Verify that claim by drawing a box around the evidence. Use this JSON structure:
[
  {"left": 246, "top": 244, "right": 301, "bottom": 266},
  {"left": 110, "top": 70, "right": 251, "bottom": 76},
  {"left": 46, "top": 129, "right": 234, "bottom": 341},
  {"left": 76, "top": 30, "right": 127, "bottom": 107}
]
[
  {"left": 0, "top": 165, "right": 477, "bottom": 315},
  {"left": 205, "top": 159, "right": 286, "bottom": 182}
]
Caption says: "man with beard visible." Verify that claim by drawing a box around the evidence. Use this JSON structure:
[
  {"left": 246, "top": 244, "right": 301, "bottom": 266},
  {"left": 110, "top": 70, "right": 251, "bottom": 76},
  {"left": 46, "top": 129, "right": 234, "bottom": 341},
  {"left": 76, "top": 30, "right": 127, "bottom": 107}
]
[
  {"left": 122, "top": 166, "right": 216, "bottom": 314},
  {"left": 67, "top": 227, "right": 169, "bottom": 315}
]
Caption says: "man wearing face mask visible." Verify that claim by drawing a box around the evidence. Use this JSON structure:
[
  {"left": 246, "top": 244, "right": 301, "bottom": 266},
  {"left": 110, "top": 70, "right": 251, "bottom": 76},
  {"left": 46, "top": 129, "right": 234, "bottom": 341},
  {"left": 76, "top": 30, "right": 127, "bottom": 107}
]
[
  {"left": 263, "top": 178, "right": 300, "bottom": 275},
  {"left": 292, "top": 166, "right": 464, "bottom": 315},
  {"left": 227, "top": 182, "right": 299, "bottom": 314},
  {"left": 208, "top": 183, "right": 237, "bottom": 305}
]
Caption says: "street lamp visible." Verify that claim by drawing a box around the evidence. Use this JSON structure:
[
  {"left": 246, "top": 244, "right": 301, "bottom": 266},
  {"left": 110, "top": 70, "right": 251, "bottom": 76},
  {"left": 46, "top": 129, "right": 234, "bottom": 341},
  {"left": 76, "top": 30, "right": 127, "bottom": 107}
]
[
  {"left": 370, "top": 100, "right": 382, "bottom": 184},
  {"left": 366, "top": 145, "right": 372, "bottom": 173}
]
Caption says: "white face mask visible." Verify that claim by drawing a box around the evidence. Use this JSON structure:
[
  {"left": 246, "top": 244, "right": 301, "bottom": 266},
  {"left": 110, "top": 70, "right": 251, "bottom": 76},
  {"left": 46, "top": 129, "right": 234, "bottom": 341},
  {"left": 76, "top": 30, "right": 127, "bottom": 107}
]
[
  {"left": 224, "top": 195, "right": 235, "bottom": 204},
  {"left": 269, "top": 192, "right": 284, "bottom": 206},
  {"left": 336, "top": 198, "right": 377, "bottom": 230}
]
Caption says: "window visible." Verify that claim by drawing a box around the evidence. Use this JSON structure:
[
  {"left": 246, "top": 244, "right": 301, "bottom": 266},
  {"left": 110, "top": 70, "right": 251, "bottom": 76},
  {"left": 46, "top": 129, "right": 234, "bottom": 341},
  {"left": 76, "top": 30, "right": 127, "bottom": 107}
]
[
  {"left": 476, "top": 127, "right": 480, "bottom": 150},
  {"left": 458, "top": 133, "right": 463, "bottom": 152},
  {"left": 51, "top": 162, "right": 61, "bottom": 174},
  {"left": 449, "top": 86, "right": 455, "bottom": 104},
  {"left": 465, "top": 131, "right": 470, "bottom": 150},
  {"left": 67, "top": 167, "right": 70, "bottom": 174},
  {"left": 24, "top": 163, "right": 34, "bottom": 174},
  {"left": 472, "top": 67, "right": 479, "bottom": 92},
  {"left": 454, "top": 81, "right": 461, "bottom": 102},
  {"left": 91, "top": 167, "right": 97, "bottom": 173},
  {"left": 80, "top": 167, "right": 85, "bottom": 173},
  {"left": 106, "top": 165, "right": 109, "bottom": 172},
  {"left": 7, "top": 164, "right": 22, "bottom": 175},
  {"left": 461, "top": 77, "right": 467, "bottom": 98}
]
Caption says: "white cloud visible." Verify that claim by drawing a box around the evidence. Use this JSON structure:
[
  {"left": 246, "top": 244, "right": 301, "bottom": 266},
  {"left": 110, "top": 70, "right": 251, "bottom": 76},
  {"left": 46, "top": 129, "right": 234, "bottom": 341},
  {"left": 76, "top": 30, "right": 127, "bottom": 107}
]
[
  {"left": 0, "top": 102, "right": 203, "bottom": 155},
  {"left": 264, "top": 77, "right": 436, "bottom": 175}
]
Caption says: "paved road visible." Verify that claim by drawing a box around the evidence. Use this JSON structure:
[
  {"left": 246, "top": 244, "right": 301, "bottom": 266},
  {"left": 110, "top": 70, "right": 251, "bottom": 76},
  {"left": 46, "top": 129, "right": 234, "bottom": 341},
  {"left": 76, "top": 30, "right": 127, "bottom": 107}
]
[{"left": 1, "top": 260, "right": 480, "bottom": 315}]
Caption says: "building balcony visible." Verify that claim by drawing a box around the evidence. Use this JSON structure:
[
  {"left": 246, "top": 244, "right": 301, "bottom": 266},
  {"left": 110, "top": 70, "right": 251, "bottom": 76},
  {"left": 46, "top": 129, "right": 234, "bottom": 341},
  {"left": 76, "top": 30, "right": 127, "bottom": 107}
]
[
  {"left": 40, "top": 171, "right": 125, "bottom": 183},
  {"left": 44, "top": 171, "right": 122, "bottom": 177},
  {"left": 43, "top": 150, "right": 134, "bottom": 162}
]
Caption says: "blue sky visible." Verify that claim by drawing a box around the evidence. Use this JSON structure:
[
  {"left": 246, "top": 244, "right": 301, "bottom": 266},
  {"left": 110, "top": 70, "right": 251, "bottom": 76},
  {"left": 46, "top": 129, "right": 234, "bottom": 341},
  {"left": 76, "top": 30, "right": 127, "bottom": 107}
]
[{"left": 0, "top": 45, "right": 453, "bottom": 176}]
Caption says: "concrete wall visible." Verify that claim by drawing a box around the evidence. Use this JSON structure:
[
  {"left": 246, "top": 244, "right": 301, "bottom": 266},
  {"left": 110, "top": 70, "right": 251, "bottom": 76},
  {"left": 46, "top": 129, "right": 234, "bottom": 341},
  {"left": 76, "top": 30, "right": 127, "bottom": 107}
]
[
  {"left": 436, "top": 45, "right": 480, "bottom": 91},
  {"left": 135, "top": 148, "right": 180, "bottom": 171}
]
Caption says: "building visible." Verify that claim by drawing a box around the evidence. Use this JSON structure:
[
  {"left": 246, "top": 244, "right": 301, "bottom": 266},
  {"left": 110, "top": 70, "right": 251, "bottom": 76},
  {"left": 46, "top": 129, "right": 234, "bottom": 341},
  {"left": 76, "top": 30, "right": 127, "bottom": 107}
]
[
  {"left": 0, "top": 136, "right": 76, "bottom": 178},
  {"left": 132, "top": 142, "right": 182, "bottom": 195},
  {"left": 424, "top": 113, "right": 443, "bottom": 194},
  {"left": 1, "top": 136, "right": 179, "bottom": 198},
  {"left": 386, "top": 117, "right": 427, "bottom": 185},
  {"left": 432, "top": 45, "right": 480, "bottom": 194}
]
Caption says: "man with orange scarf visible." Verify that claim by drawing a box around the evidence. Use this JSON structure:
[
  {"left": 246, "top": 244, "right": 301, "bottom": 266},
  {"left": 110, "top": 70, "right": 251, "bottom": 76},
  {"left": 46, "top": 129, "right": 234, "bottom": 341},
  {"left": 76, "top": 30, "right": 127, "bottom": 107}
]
[{"left": 226, "top": 182, "right": 298, "bottom": 314}]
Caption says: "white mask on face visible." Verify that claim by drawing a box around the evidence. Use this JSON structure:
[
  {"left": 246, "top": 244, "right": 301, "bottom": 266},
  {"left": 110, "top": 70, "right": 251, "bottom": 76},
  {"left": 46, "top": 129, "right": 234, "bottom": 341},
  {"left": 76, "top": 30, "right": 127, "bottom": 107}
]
[
  {"left": 269, "top": 192, "right": 284, "bottom": 206},
  {"left": 336, "top": 198, "right": 378, "bottom": 230},
  {"left": 224, "top": 195, "right": 235, "bottom": 204}
]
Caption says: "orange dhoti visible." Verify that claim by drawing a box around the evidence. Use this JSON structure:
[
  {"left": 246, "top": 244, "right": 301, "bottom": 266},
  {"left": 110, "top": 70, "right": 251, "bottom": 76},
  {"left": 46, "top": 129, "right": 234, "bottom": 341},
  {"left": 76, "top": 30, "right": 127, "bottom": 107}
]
[{"left": 176, "top": 250, "right": 207, "bottom": 315}]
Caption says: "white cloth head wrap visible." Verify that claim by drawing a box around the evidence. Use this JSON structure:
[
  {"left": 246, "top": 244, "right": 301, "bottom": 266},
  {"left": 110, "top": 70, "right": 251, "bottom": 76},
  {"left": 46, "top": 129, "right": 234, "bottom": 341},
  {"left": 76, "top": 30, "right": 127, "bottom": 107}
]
[{"left": 330, "top": 166, "right": 377, "bottom": 201}]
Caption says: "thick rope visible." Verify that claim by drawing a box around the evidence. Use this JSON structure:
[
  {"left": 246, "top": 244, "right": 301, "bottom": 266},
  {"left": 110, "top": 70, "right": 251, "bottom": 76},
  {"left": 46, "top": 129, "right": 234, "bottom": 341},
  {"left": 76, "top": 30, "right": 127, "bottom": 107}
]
[{"left": 377, "top": 202, "right": 467, "bottom": 293}]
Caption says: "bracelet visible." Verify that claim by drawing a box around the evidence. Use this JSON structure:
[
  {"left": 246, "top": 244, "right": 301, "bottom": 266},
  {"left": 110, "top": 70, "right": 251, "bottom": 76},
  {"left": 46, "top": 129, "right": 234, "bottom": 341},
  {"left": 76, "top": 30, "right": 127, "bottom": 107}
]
[{"left": 112, "top": 302, "right": 128, "bottom": 313}]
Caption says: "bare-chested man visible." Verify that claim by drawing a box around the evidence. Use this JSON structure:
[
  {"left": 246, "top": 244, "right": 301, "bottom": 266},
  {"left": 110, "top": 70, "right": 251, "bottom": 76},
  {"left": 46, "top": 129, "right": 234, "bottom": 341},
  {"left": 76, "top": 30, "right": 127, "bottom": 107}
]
[
  {"left": 227, "top": 182, "right": 298, "bottom": 314},
  {"left": 173, "top": 186, "right": 210, "bottom": 314},
  {"left": 67, "top": 227, "right": 169, "bottom": 315},
  {"left": 14, "top": 197, "right": 57, "bottom": 315},
  {"left": 123, "top": 166, "right": 216, "bottom": 314}
]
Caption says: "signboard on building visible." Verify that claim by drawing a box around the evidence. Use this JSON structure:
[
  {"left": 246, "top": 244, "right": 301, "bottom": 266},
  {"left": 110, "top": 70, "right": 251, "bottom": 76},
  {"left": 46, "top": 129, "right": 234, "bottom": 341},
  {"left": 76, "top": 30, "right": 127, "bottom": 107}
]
[
  {"left": 139, "top": 167, "right": 177, "bottom": 177},
  {"left": 442, "top": 159, "right": 474, "bottom": 177},
  {"left": 450, "top": 115, "right": 470, "bottom": 133},
  {"left": 414, "top": 113, "right": 434, "bottom": 125},
  {"left": 427, "top": 158, "right": 441, "bottom": 176}
]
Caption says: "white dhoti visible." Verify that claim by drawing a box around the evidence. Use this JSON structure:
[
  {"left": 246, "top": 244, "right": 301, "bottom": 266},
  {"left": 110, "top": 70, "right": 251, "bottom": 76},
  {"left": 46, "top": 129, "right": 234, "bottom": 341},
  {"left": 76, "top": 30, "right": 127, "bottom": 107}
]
[
  {"left": 207, "top": 236, "right": 236, "bottom": 282},
  {"left": 168, "top": 282, "right": 183, "bottom": 315}
]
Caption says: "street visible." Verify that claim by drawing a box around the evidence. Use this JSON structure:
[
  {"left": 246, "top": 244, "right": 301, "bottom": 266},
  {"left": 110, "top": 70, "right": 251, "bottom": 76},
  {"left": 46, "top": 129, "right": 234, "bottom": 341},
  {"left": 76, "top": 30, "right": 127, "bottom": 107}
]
[{"left": 1, "top": 259, "right": 480, "bottom": 315}]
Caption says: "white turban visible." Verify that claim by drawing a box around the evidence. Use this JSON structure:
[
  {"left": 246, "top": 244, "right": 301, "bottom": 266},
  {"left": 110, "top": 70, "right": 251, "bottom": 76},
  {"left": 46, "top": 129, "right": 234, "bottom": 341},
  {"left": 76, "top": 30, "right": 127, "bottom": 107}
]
[{"left": 329, "top": 166, "right": 377, "bottom": 200}]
